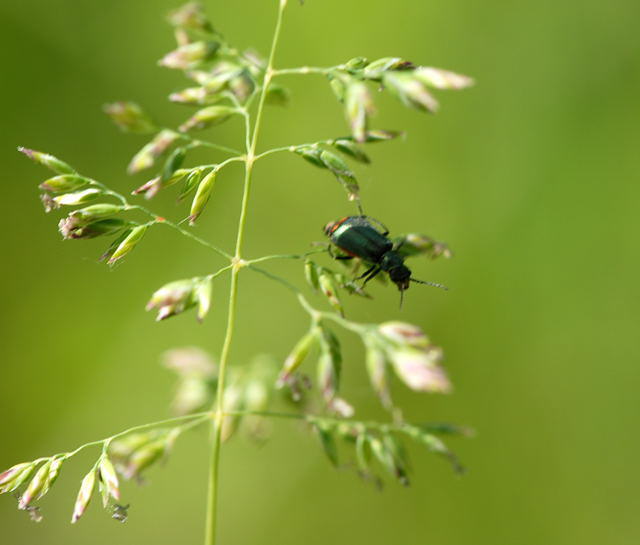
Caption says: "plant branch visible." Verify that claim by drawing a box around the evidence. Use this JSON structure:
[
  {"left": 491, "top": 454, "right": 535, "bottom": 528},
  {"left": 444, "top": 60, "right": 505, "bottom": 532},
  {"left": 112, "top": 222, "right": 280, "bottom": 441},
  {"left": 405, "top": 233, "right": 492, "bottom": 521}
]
[
  {"left": 82, "top": 177, "right": 234, "bottom": 261},
  {"left": 175, "top": 131, "right": 243, "bottom": 156},
  {"left": 245, "top": 247, "right": 327, "bottom": 265},
  {"left": 272, "top": 66, "right": 341, "bottom": 76},
  {"left": 32, "top": 408, "right": 458, "bottom": 468},
  {"left": 62, "top": 413, "right": 212, "bottom": 460},
  {"left": 204, "top": 2, "right": 289, "bottom": 545},
  {"left": 128, "top": 205, "right": 233, "bottom": 260},
  {"left": 246, "top": 263, "right": 368, "bottom": 335}
]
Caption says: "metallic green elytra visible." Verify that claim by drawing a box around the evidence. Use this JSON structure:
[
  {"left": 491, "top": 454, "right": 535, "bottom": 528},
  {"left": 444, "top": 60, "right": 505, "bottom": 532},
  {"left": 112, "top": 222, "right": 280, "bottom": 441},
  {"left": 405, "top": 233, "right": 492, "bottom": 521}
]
[{"left": 323, "top": 216, "right": 446, "bottom": 302}]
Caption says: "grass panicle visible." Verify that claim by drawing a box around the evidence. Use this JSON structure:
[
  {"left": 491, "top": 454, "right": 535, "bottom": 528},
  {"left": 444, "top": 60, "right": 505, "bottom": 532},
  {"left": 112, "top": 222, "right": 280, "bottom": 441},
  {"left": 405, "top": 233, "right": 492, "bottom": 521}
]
[{"left": 5, "top": 2, "right": 474, "bottom": 544}]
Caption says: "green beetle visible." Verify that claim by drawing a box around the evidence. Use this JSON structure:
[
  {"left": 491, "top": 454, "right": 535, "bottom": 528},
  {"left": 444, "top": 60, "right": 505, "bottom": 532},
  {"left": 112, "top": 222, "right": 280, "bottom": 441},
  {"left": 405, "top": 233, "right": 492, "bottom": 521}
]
[{"left": 324, "top": 215, "right": 446, "bottom": 304}]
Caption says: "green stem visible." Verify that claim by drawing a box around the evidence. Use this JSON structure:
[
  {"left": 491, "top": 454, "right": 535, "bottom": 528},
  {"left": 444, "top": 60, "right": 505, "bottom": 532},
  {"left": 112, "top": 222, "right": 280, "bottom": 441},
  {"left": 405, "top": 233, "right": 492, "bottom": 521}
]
[
  {"left": 130, "top": 205, "right": 233, "bottom": 260},
  {"left": 253, "top": 138, "right": 338, "bottom": 162},
  {"left": 247, "top": 263, "right": 369, "bottom": 340},
  {"left": 272, "top": 66, "right": 339, "bottom": 76},
  {"left": 175, "top": 132, "right": 243, "bottom": 156},
  {"left": 204, "top": 3, "right": 288, "bottom": 545},
  {"left": 245, "top": 247, "right": 326, "bottom": 265},
  {"left": 247, "top": 264, "right": 302, "bottom": 294},
  {"left": 63, "top": 413, "right": 212, "bottom": 459},
  {"left": 253, "top": 145, "right": 293, "bottom": 161},
  {"left": 42, "top": 408, "right": 454, "bottom": 467}
]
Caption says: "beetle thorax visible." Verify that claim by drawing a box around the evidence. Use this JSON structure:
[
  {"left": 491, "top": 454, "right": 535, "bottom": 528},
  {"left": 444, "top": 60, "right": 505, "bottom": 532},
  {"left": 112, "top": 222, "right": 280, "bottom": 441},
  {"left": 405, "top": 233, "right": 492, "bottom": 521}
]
[{"left": 380, "top": 252, "right": 411, "bottom": 291}]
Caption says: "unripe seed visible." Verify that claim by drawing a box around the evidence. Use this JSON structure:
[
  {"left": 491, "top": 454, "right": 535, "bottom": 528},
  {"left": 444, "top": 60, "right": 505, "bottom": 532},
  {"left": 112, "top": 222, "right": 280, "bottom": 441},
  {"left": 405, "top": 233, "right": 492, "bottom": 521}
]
[
  {"left": 107, "top": 224, "right": 148, "bottom": 265},
  {"left": 18, "top": 147, "right": 75, "bottom": 174},
  {"left": 71, "top": 470, "right": 96, "bottom": 523}
]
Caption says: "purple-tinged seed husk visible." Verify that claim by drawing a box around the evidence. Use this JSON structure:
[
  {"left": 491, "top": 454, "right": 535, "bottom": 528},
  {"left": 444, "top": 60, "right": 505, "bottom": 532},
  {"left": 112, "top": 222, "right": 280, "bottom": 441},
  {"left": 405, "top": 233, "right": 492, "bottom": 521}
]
[
  {"left": 71, "top": 470, "right": 96, "bottom": 523},
  {"left": 18, "top": 147, "right": 75, "bottom": 174},
  {"left": 18, "top": 460, "right": 51, "bottom": 510}
]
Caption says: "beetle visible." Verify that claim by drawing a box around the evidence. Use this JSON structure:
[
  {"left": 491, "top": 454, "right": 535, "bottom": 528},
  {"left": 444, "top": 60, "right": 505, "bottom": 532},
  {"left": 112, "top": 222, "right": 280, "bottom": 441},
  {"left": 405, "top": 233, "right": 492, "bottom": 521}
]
[{"left": 323, "top": 215, "right": 446, "bottom": 305}]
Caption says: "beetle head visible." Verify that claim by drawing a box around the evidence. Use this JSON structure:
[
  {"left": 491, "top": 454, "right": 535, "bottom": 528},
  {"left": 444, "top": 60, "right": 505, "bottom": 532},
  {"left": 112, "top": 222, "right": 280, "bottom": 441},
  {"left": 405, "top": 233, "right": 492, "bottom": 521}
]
[
  {"left": 323, "top": 220, "right": 338, "bottom": 237},
  {"left": 388, "top": 264, "right": 412, "bottom": 292}
]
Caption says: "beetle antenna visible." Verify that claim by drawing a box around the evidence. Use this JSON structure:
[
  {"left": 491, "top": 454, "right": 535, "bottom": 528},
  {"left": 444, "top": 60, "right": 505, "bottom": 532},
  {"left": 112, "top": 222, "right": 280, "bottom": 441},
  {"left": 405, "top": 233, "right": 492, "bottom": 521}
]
[
  {"left": 399, "top": 288, "right": 405, "bottom": 309},
  {"left": 410, "top": 278, "right": 449, "bottom": 291}
]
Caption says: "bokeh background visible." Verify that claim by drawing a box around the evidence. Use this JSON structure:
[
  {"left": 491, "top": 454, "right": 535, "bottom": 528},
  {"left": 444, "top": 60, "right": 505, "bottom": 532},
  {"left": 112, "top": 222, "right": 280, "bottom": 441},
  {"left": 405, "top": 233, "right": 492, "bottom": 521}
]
[{"left": 1, "top": 0, "right": 639, "bottom": 544}]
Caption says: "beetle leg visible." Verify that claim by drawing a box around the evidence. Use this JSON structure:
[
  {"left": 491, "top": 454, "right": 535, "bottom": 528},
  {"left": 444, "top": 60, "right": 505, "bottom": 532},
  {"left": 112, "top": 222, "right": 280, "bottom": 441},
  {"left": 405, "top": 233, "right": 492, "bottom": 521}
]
[
  {"left": 362, "top": 267, "right": 382, "bottom": 286},
  {"left": 368, "top": 216, "right": 390, "bottom": 236},
  {"left": 356, "top": 265, "right": 376, "bottom": 279}
]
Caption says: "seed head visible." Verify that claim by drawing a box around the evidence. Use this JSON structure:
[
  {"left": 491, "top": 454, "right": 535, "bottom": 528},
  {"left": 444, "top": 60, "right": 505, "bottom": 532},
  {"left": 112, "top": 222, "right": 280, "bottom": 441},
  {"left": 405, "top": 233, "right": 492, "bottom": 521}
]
[
  {"left": 363, "top": 57, "right": 414, "bottom": 80},
  {"left": 331, "top": 139, "right": 370, "bottom": 164},
  {"left": 293, "top": 145, "right": 325, "bottom": 168},
  {"left": 98, "top": 457, "right": 120, "bottom": 507},
  {"left": 169, "top": 86, "right": 211, "bottom": 105},
  {"left": 128, "top": 130, "right": 180, "bottom": 174},
  {"left": 168, "top": 2, "right": 214, "bottom": 34},
  {"left": 314, "top": 421, "right": 339, "bottom": 467},
  {"left": 383, "top": 71, "right": 439, "bottom": 113},
  {"left": 18, "top": 147, "right": 75, "bottom": 175},
  {"left": 103, "top": 102, "right": 156, "bottom": 134},
  {"left": 70, "top": 204, "right": 124, "bottom": 222},
  {"left": 40, "top": 193, "right": 60, "bottom": 213},
  {"left": 318, "top": 271, "right": 344, "bottom": 316},
  {"left": 0, "top": 462, "right": 34, "bottom": 495},
  {"left": 414, "top": 67, "right": 474, "bottom": 90},
  {"left": 163, "top": 346, "right": 217, "bottom": 415},
  {"left": 179, "top": 105, "right": 236, "bottom": 132},
  {"left": 198, "top": 61, "right": 242, "bottom": 93},
  {"left": 319, "top": 150, "right": 359, "bottom": 201},
  {"left": 124, "top": 439, "right": 168, "bottom": 479},
  {"left": 395, "top": 233, "right": 452, "bottom": 259},
  {"left": 18, "top": 460, "right": 51, "bottom": 510},
  {"left": 365, "top": 341, "right": 393, "bottom": 409},
  {"left": 159, "top": 41, "right": 219, "bottom": 70},
  {"left": 195, "top": 277, "right": 213, "bottom": 321},
  {"left": 71, "top": 470, "right": 96, "bottom": 523},
  {"left": 107, "top": 224, "right": 148, "bottom": 265},
  {"left": 361, "top": 129, "right": 404, "bottom": 143},
  {"left": 378, "top": 321, "right": 430, "bottom": 348},
  {"left": 109, "top": 430, "right": 167, "bottom": 469},
  {"left": 328, "top": 75, "right": 347, "bottom": 103},
  {"left": 390, "top": 347, "right": 450, "bottom": 393},
  {"left": 316, "top": 326, "right": 342, "bottom": 406},
  {"left": 189, "top": 169, "right": 217, "bottom": 224},
  {"left": 146, "top": 279, "right": 199, "bottom": 321},
  {"left": 344, "top": 56, "right": 369, "bottom": 70},
  {"left": 59, "top": 217, "right": 125, "bottom": 240},
  {"left": 53, "top": 188, "right": 102, "bottom": 206},
  {"left": 344, "top": 80, "right": 374, "bottom": 143},
  {"left": 39, "top": 174, "right": 90, "bottom": 193},
  {"left": 375, "top": 322, "right": 451, "bottom": 393},
  {"left": 304, "top": 259, "right": 320, "bottom": 291},
  {"left": 229, "top": 69, "right": 255, "bottom": 103},
  {"left": 277, "top": 330, "right": 319, "bottom": 387},
  {"left": 172, "top": 376, "right": 213, "bottom": 415},
  {"left": 178, "top": 168, "right": 205, "bottom": 201}
]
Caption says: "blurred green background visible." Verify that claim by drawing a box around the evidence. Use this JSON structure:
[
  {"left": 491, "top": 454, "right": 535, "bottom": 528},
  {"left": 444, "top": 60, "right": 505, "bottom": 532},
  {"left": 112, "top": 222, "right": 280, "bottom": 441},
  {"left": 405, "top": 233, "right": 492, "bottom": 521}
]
[{"left": 1, "top": 0, "right": 639, "bottom": 544}]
